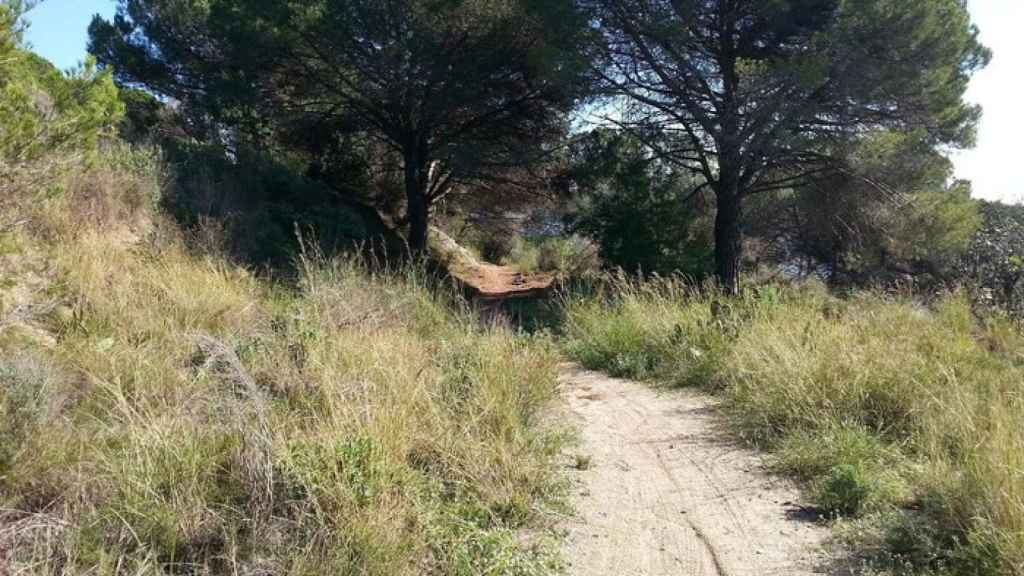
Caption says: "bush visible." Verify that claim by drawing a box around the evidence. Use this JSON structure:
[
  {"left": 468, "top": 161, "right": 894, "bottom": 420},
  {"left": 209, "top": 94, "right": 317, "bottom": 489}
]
[
  {"left": 0, "top": 36, "right": 122, "bottom": 204},
  {"left": 568, "top": 130, "right": 714, "bottom": 278},
  {"left": 817, "top": 464, "right": 873, "bottom": 518},
  {"left": 498, "top": 235, "right": 599, "bottom": 278},
  {"left": 163, "top": 143, "right": 400, "bottom": 267},
  {"left": 0, "top": 354, "right": 61, "bottom": 479},
  {"left": 26, "top": 143, "right": 165, "bottom": 241},
  {"left": 535, "top": 236, "right": 600, "bottom": 277}
]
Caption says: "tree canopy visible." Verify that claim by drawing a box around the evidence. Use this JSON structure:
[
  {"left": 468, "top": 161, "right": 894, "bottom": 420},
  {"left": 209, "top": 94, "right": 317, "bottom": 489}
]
[
  {"left": 745, "top": 130, "right": 980, "bottom": 282},
  {"left": 582, "top": 0, "right": 990, "bottom": 292},
  {"left": 1, "top": 1, "right": 122, "bottom": 204},
  {"left": 89, "top": 0, "right": 591, "bottom": 251},
  {"left": 568, "top": 129, "right": 713, "bottom": 277},
  {"left": 87, "top": 0, "right": 992, "bottom": 289}
]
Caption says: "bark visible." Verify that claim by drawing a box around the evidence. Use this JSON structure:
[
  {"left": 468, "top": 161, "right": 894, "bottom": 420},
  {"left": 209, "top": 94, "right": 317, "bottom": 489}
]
[
  {"left": 714, "top": 23, "right": 744, "bottom": 296},
  {"left": 403, "top": 145, "right": 430, "bottom": 254},
  {"left": 713, "top": 173, "right": 743, "bottom": 295}
]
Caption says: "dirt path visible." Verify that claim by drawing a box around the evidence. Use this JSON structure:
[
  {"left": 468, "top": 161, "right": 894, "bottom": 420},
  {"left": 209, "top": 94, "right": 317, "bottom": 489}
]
[
  {"left": 468, "top": 260, "right": 557, "bottom": 295},
  {"left": 559, "top": 365, "right": 829, "bottom": 576},
  {"left": 428, "top": 226, "right": 553, "bottom": 298},
  {"left": 456, "top": 260, "right": 553, "bottom": 298}
]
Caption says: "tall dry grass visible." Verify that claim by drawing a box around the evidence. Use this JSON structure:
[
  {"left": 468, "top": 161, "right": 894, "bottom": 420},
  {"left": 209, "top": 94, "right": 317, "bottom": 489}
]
[
  {"left": 561, "top": 277, "right": 1024, "bottom": 575},
  {"left": 0, "top": 152, "right": 566, "bottom": 574}
]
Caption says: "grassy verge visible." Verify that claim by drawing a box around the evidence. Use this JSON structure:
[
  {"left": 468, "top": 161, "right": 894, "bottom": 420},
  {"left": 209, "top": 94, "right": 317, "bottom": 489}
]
[
  {"left": 1, "top": 155, "right": 567, "bottom": 574},
  {"left": 561, "top": 277, "right": 1024, "bottom": 575}
]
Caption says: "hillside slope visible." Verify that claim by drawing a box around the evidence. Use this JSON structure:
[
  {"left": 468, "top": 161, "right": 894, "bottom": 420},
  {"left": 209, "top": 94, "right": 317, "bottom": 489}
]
[{"left": 0, "top": 158, "right": 567, "bottom": 575}]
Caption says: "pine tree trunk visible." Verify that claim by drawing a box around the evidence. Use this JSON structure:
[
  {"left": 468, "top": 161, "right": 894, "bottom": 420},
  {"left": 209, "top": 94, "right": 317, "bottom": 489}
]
[
  {"left": 714, "top": 176, "right": 743, "bottom": 296},
  {"left": 403, "top": 147, "right": 429, "bottom": 254}
]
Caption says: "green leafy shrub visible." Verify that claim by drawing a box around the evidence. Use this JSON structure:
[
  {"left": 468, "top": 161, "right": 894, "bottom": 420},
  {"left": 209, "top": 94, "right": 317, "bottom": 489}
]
[
  {"left": 0, "top": 41, "right": 122, "bottom": 203},
  {"left": 501, "top": 235, "right": 599, "bottom": 277},
  {"left": 568, "top": 130, "right": 713, "bottom": 278},
  {"left": 535, "top": 236, "right": 600, "bottom": 277},
  {"left": 164, "top": 143, "right": 400, "bottom": 266}
]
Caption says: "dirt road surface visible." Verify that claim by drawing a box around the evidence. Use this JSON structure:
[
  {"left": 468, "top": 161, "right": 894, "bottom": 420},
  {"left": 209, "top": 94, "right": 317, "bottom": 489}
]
[
  {"left": 428, "top": 226, "right": 553, "bottom": 298},
  {"left": 560, "top": 365, "right": 829, "bottom": 576}
]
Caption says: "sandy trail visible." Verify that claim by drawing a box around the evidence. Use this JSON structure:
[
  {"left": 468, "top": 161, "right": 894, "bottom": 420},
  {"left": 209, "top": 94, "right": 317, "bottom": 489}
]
[
  {"left": 466, "top": 262, "right": 553, "bottom": 297},
  {"left": 428, "top": 226, "right": 553, "bottom": 298},
  {"left": 559, "top": 365, "right": 828, "bottom": 576}
]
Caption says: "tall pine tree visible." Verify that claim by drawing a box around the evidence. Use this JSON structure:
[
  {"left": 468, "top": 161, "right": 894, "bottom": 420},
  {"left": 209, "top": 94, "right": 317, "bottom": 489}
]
[
  {"left": 90, "top": 0, "right": 591, "bottom": 251},
  {"left": 584, "top": 0, "right": 989, "bottom": 292}
]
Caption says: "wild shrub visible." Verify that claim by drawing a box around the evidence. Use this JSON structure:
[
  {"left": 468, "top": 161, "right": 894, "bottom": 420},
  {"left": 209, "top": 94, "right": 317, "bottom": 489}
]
[
  {"left": 568, "top": 130, "right": 714, "bottom": 278},
  {"left": 24, "top": 143, "right": 165, "bottom": 241},
  {"left": 498, "top": 235, "right": 599, "bottom": 278},
  {"left": 817, "top": 464, "right": 874, "bottom": 518},
  {"left": 0, "top": 354, "right": 61, "bottom": 479},
  {"left": 0, "top": 39, "right": 122, "bottom": 207},
  {"left": 163, "top": 143, "right": 399, "bottom": 267}
]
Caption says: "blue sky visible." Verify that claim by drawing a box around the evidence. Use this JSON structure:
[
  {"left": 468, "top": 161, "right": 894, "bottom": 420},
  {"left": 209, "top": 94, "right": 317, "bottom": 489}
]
[
  {"left": 22, "top": 0, "right": 1024, "bottom": 203},
  {"left": 23, "top": 0, "right": 115, "bottom": 70}
]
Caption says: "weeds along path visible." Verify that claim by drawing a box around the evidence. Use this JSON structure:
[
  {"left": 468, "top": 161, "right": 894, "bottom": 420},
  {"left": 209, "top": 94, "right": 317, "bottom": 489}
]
[{"left": 559, "top": 364, "right": 829, "bottom": 576}]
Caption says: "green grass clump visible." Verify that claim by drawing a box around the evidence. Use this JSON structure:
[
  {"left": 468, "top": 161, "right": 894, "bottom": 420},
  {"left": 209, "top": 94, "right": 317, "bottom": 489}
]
[
  {"left": 0, "top": 354, "right": 62, "bottom": 480},
  {"left": 773, "top": 423, "right": 911, "bottom": 519},
  {"left": 561, "top": 275, "right": 770, "bottom": 387},
  {"left": 561, "top": 277, "right": 1024, "bottom": 575}
]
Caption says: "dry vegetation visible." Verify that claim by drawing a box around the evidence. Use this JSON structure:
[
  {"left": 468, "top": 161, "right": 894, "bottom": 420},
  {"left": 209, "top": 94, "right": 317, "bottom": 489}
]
[
  {"left": 3, "top": 3, "right": 1014, "bottom": 574},
  {"left": 0, "top": 150, "right": 567, "bottom": 575},
  {"left": 562, "top": 278, "right": 1024, "bottom": 575},
  {"left": 6, "top": 145, "right": 1023, "bottom": 576}
]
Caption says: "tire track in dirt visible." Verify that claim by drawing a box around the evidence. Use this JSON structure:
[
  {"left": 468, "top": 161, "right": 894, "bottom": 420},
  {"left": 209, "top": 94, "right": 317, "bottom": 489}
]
[{"left": 560, "top": 365, "right": 829, "bottom": 576}]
